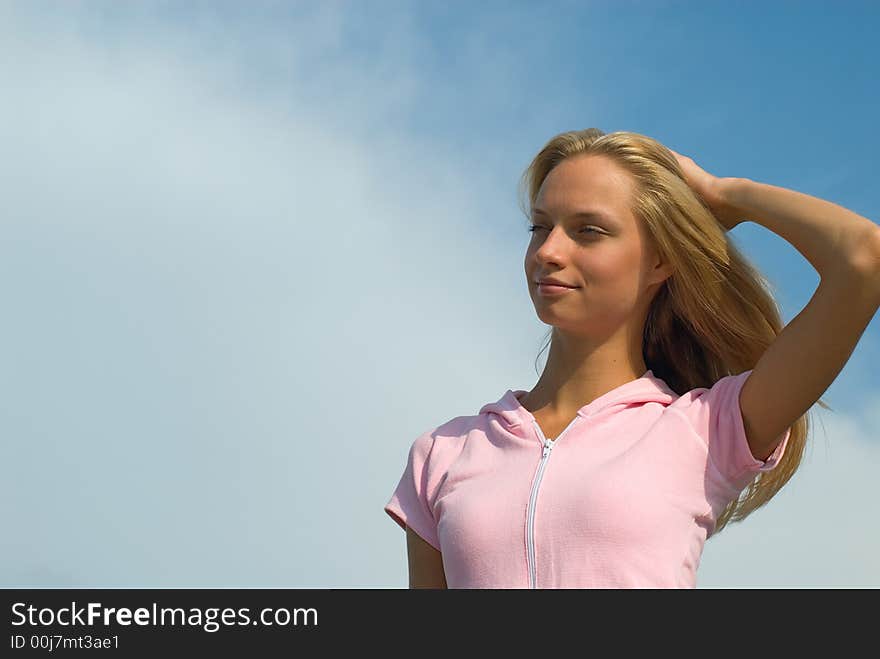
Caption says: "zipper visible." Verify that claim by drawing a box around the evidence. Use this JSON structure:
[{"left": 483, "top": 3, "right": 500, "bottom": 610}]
[{"left": 525, "top": 415, "right": 582, "bottom": 589}]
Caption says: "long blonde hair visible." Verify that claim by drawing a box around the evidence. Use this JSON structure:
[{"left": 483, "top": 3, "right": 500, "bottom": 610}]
[{"left": 517, "top": 128, "right": 831, "bottom": 536}]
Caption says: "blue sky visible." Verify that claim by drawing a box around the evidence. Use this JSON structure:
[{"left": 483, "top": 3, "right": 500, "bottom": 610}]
[{"left": 2, "top": 0, "right": 878, "bottom": 588}]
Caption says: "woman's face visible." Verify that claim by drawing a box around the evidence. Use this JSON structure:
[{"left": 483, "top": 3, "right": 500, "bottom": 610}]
[{"left": 524, "top": 154, "right": 672, "bottom": 337}]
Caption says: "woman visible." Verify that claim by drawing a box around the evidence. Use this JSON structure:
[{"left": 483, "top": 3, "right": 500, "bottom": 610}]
[{"left": 384, "top": 128, "right": 880, "bottom": 588}]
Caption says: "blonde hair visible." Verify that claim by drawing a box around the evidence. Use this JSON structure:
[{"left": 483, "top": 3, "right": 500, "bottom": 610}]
[{"left": 517, "top": 128, "right": 831, "bottom": 536}]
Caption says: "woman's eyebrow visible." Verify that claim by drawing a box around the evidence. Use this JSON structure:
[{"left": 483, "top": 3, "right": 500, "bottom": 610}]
[{"left": 531, "top": 207, "right": 615, "bottom": 224}]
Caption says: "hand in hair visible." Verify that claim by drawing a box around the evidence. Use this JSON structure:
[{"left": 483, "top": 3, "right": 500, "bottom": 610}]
[{"left": 668, "top": 148, "right": 744, "bottom": 232}]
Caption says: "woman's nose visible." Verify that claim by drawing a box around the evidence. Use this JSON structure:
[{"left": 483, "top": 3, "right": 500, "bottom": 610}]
[{"left": 535, "top": 226, "right": 570, "bottom": 261}]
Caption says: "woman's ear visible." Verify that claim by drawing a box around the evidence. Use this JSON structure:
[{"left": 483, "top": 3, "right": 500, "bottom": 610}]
[
  {"left": 647, "top": 248, "right": 674, "bottom": 287},
  {"left": 654, "top": 260, "right": 674, "bottom": 285}
]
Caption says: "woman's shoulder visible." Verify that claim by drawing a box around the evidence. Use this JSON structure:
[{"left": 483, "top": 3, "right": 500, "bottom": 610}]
[
  {"left": 405, "top": 387, "right": 525, "bottom": 456},
  {"left": 407, "top": 412, "right": 481, "bottom": 451}
]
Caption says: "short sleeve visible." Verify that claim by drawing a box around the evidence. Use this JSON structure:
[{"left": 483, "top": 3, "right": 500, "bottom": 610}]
[
  {"left": 671, "top": 369, "right": 791, "bottom": 492},
  {"left": 384, "top": 430, "right": 442, "bottom": 551}
]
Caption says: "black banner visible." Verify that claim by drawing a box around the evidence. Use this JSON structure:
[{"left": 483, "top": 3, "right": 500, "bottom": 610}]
[{"left": 1, "top": 587, "right": 861, "bottom": 653}]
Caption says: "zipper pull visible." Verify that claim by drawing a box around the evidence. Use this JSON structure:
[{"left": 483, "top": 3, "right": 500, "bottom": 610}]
[{"left": 542, "top": 438, "right": 554, "bottom": 458}]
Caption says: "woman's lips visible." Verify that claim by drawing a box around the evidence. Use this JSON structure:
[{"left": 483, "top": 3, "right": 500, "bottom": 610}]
[{"left": 537, "top": 283, "right": 578, "bottom": 295}]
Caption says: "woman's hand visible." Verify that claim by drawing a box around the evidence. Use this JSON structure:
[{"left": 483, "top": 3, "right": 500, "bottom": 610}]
[{"left": 668, "top": 148, "right": 745, "bottom": 232}]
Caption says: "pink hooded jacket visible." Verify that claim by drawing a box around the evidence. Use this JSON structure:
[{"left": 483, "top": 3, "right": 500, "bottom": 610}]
[{"left": 384, "top": 368, "right": 790, "bottom": 588}]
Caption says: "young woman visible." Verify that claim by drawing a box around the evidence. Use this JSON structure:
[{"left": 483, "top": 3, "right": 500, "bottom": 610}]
[{"left": 384, "top": 128, "right": 880, "bottom": 588}]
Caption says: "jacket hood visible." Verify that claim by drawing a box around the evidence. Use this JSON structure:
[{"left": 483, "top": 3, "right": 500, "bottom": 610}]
[{"left": 478, "top": 369, "right": 679, "bottom": 437}]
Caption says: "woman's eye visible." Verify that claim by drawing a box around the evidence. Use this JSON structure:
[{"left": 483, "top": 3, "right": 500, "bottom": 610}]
[{"left": 527, "top": 224, "right": 601, "bottom": 236}]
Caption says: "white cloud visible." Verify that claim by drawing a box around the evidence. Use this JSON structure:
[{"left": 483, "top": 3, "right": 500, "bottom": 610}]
[{"left": 0, "top": 1, "right": 539, "bottom": 587}]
